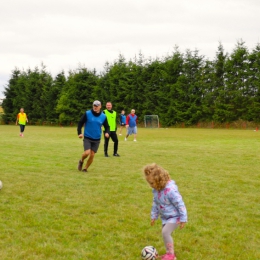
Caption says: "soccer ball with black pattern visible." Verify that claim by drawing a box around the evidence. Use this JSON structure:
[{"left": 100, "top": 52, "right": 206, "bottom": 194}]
[{"left": 141, "top": 246, "right": 158, "bottom": 260}]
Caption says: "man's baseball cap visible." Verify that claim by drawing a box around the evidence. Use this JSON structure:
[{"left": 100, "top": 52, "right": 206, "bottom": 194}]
[{"left": 93, "top": 100, "right": 101, "bottom": 106}]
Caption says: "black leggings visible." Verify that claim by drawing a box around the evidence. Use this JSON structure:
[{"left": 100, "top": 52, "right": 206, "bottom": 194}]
[
  {"left": 104, "top": 131, "right": 118, "bottom": 154},
  {"left": 20, "top": 124, "right": 25, "bottom": 133}
]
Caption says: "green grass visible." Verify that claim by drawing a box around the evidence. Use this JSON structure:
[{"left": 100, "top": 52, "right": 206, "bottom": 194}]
[{"left": 0, "top": 125, "right": 259, "bottom": 260}]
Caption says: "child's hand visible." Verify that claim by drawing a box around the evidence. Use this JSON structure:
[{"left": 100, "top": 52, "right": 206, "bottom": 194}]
[
  {"left": 179, "top": 222, "right": 186, "bottom": 229},
  {"left": 151, "top": 219, "right": 156, "bottom": 226}
]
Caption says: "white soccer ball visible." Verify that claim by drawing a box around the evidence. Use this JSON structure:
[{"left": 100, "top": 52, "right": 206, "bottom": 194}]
[
  {"left": 141, "top": 246, "right": 158, "bottom": 260},
  {"left": 0, "top": 180, "right": 3, "bottom": 190}
]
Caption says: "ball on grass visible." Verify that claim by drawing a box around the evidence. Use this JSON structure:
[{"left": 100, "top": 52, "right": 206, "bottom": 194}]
[{"left": 141, "top": 246, "right": 158, "bottom": 260}]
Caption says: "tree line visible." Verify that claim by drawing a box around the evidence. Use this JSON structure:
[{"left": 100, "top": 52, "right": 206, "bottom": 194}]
[{"left": 2, "top": 40, "right": 260, "bottom": 127}]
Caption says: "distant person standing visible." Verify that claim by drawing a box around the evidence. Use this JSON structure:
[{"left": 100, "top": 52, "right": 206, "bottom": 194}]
[
  {"left": 103, "top": 102, "right": 120, "bottom": 157},
  {"left": 77, "top": 100, "right": 110, "bottom": 172},
  {"left": 119, "top": 110, "right": 126, "bottom": 135},
  {"left": 125, "top": 109, "right": 138, "bottom": 142},
  {"left": 16, "top": 108, "right": 28, "bottom": 137}
]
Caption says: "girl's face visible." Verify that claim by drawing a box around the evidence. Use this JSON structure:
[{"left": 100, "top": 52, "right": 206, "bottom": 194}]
[{"left": 146, "top": 177, "right": 156, "bottom": 189}]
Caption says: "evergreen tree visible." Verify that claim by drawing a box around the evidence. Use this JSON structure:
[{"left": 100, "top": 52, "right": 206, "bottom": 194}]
[
  {"left": 141, "top": 58, "right": 169, "bottom": 125},
  {"left": 211, "top": 43, "right": 228, "bottom": 122},
  {"left": 247, "top": 43, "right": 260, "bottom": 122},
  {"left": 164, "top": 47, "right": 184, "bottom": 126},
  {"left": 98, "top": 54, "right": 130, "bottom": 110},
  {"left": 97, "top": 54, "right": 145, "bottom": 119},
  {"left": 45, "top": 72, "right": 66, "bottom": 122},
  {"left": 2, "top": 68, "right": 22, "bottom": 123},
  {"left": 126, "top": 59, "right": 145, "bottom": 119},
  {"left": 223, "top": 40, "right": 250, "bottom": 122},
  {"left": 172, "top": 49, "right": 205, "bottom": 125},
  {"left": 56, "top": 67, "right": 98, "bottom": 124},
  {"left": 22, "top": 65, "right": 53, "bottom": 123}
]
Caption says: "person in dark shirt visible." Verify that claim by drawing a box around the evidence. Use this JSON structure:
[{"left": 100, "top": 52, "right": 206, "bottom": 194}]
[
  {"left": 119, "top": 110, "right": 126, "bottom": 136},
  {"left": 77, "top": 100, "right": 110, "bottom": 172}
]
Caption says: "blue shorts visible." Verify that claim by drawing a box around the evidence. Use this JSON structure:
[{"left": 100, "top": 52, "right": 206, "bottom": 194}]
[{"left": 127, "top": 126, "right": 137, "bottom": 135}]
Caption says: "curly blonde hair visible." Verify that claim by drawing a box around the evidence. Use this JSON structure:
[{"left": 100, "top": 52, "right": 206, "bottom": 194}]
[{"left": 143, "top": 163, "right": 171, "bottom": 190}]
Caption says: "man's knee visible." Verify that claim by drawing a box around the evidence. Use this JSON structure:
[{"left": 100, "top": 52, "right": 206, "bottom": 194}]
[
  {"left": 83, "top": 149, "right": 90, "bottom": 156},
  {"left": 90, "top": 151, "right": 95, "bottom": 158}
]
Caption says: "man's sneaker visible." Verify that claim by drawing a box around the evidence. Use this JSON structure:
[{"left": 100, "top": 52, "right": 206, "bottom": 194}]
[
  {"left": 113, "top": 153, "right": 120, "bottom": 157},
  {"left": 134, "top": 139, "right": 137, "bottom": 142},
  {"left": 82, "top": 169, "right": 87, "bottom": 172},
  {"left": 104, "top": 154, "right": 109, "bottom": 157},
  {"left": 124, "top": 137, "right": 127, "bottom": 141},
  {"left": 161, "top": 253, "right": 177, "bottom": 260},
  {"left": 119, "top": 134, "right": 122, "bottom": 136},
  {"left": 78, "top": 160, "right": 83, "bottom": 171}
]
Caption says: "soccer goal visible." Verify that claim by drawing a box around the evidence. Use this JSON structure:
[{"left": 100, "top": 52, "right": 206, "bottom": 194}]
[{"left": 144, "top": 115, "right": 159, "bottom": 128}]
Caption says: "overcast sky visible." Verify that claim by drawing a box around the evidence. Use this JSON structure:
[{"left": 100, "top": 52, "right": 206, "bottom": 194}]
[{"left": 1, "top": 0, "right": 260, "bottom": 97}]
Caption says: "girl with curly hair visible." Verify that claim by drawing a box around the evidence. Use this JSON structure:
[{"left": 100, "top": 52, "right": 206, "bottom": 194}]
[{"left": 143, "top": 163, "right": 187, "bottom": 260}]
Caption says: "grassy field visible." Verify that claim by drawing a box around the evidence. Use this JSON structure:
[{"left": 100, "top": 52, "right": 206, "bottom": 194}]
[{"left": 0, "top": 125, "right": 259, "bottom": 260}]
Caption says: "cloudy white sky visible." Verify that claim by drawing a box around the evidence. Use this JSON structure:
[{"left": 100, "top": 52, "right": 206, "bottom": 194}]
[{"left": 1, "top": 0, "right": 260, "bottom": 97}]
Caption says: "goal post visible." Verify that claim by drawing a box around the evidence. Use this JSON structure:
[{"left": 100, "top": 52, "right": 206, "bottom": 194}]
[{"left": 144, "top": 115, "right": 159, "bottom": 128}]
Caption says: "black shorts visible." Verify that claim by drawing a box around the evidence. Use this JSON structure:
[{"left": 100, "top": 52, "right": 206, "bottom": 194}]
[
  {"left": 83, "top": 138, "right": 100, "bottom": 153},
  {"left": 120, "top": 123, "right": 126, "bottom": 126}
]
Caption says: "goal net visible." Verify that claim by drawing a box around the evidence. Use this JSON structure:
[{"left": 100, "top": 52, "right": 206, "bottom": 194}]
[{"left": 144, "top": 115, "right": 159, "bottom": 128}]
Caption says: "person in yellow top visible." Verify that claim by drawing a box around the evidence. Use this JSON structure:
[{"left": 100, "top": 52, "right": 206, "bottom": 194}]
[
  {"left": 103, "top": 102, "right": 120, "bottom": 157},
  {"left": 16, "top": 108, "right": 28, "bottom": 137}
]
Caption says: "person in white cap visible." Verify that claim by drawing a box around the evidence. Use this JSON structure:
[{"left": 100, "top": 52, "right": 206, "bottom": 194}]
[{"left": 77, "top": 100, "right": 110, "bottom": 172}]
